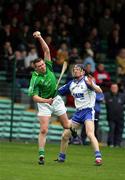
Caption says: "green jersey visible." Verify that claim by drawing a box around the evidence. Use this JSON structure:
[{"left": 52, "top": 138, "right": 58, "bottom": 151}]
[{"left": 28, "top": 60, "right": 57, "bottom": 98}]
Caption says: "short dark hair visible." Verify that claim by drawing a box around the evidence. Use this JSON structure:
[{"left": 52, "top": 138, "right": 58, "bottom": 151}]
[{"left": 33, "top": 58, "right": 43, "bottom": 65}]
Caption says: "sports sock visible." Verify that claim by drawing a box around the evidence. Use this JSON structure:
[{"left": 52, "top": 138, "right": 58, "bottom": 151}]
[
  {"left": 39, "top": 147, "right": 45, "bottom": 157},
  {"left": 59, "top": 153, "right": 66, "bottom": 161},
  {"left": 95, "top": 151, "right": 102, "bottom": 159}
]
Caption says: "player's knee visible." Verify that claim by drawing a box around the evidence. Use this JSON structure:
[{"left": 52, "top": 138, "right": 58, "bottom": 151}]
[
  {"left": 40, "top": 128, "right": 48, "bottom": 135},
  {"left": 62, "top": 132, "right": 70, "bottom": 141},
  {"left": 63, "top": 124, "right": 70, "bottom": 129},
  {"left": 63, "top": 121, "right": 71, "bottom": 129},
  {"left": 86, "top": 131, "right": 93, "bottom": 139}
]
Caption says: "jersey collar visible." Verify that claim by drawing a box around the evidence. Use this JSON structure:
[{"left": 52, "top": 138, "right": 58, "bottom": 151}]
[
  {"left": 74, "top": 76, "right": 84, "bottom": 84},
  {"left": 34, "top": 71, "right": 46, "bottom": 77}
]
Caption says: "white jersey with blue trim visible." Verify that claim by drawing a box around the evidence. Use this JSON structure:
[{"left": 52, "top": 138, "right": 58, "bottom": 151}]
[{"left": 58, "top": 76, "right": 97, "bottom": 110}]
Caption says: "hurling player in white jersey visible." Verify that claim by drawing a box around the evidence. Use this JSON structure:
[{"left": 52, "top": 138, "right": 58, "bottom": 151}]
[{"left": 55, "top": 64, "right": 103, "bottom": 166}]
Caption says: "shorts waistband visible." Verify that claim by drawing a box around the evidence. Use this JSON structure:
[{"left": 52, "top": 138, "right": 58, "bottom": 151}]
[{"left": 76, "top": 107, "right": 93, "bottom": 111}]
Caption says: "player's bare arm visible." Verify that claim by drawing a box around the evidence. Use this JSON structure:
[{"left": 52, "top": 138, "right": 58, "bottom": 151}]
[
  {"left": 33, "top": 95, "right": 53, "bottom": 105},
  {"left": 33, "top": 31, "right": 51, "bottom": 61},
  {"left": 86, "top": 77, "right": 102, "bottom": 93}
]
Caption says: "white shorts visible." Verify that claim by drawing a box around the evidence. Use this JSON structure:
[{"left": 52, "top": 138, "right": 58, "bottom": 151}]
[{"left": 37, "top": 95, "right": 67, "bottom": 116}]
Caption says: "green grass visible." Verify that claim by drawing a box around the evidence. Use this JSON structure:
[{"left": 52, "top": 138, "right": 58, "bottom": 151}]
[{"left": 0, "top": 142, "right": 125, "bottom": 180}]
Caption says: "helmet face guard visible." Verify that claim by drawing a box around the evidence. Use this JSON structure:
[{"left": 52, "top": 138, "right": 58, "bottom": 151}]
[
  {"left": 72, "top": 64, "right": 86, "bottom": 78},
  {"left": 74, "top": 64, "right": 85, "bottom": 71}
]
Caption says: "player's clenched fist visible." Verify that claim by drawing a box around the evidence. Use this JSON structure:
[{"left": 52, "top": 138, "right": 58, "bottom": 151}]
[{"left": 33, "top": 31, "right": 41, "bottom": 38}]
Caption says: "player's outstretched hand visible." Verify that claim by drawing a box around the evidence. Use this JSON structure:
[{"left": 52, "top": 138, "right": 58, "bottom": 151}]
[
  {"left": 46, "top": 98, "right": 53, "bottom": 105},
  {"left": 85, "top": 76, "right": 93, "bottom": 87},
  {"left": 33, "top": 31, "right": 41, "bottom": 39}
]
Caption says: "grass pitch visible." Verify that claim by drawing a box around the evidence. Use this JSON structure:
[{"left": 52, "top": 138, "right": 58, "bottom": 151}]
[{"left": 0, "top": 141, "right": 125, "bottom": 180}]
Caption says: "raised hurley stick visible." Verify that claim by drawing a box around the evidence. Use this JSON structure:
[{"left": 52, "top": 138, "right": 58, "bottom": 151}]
[
  {"left": 56, "top": 61, "right": 68, "bottom": 89},
  {"left": 53, "top": 61, "right": 68, "bottom": 97}
]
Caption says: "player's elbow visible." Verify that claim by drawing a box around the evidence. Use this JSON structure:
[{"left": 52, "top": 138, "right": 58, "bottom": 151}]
[
  {"left": 44, "top": 49, "right": 51, "bottom": 60},
  {"left": 45, "top": 48, "right": 50, "bottom": 55},
  {"left": 32, "top": 95, "right": 38, "bottom": 102}
]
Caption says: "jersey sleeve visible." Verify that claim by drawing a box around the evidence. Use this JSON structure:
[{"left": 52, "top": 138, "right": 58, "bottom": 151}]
[
  {"left": 28, "top": 74, "right": 39, "bottom": 96},
  {"left": 96, "top": 93, "right": 104, "bottom": 102},
  {"left": 58, "top": 81, "right": 72, "bottom": 96},
  {"left": 45, "top": 59, "right": 53, "bottom": 71}
]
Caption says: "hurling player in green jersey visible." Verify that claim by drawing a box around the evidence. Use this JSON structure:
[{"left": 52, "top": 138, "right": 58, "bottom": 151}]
[{"left": 28, "top": 31, "right": 73, "bottom": 165}]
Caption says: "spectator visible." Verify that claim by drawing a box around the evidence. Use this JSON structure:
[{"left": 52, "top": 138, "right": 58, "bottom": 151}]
[
  {"left": 0, "top": 23, "right": 16, "bottom": 48},
  {"left": 116, "top": 48, "right": 125, "bottom": 88},
  {"left": 82, "top": 40, "right": 93, "bottom": 57},
  {"left": 73, "top": 16, "right": 88, "bottom": 47},
  {"left": 11, "top": 17, "right": 19, "bottom": 34},
  {"left": 32, "top": 20, "right": 42, "bottom": 33},
  {"left": 98, "top": 8, "right": 114, "bottom": 40},
  {"left": 15, "top": 51, "right": 28, "bottom": 88},
  {"left": 24, "top": 47, "right": 38, "bottom": 68},
  {"left": 53, "top": 42, "right": 69, "bottom": 72},
  {"left": 25, "top": 60, "right": 35, "bottom": 80},
  {"left": 83, "top": 48, "right": 96, "bottom": 73},
  {"left": 87, "top": 27, "right": 101, "bottom": 53},
  {"left": 44, "top": 35, "right": 57, "bottom": 60},
  {"left": 0, "top": 41, "right": 14, "bottom": 71},
  {"left": 93, "top": 63, "right": 111, "bottom": 91},
  {"left": 107, "top": 27, "right": 120, "bottom": 58},
  {"left": 6, "top": 2, "right": 24, "bottom": 23},
  {"left": 67, "top": 47, "right": 82, "bottom": 81},
  {"left": 104, "top": 83, "right": 125, "bottom": 147},
  {"left": 44, "top": 24, "right": 58, "bottom": 44},
  {"left": 84, "top": 63, "right": 93, "bottom": 76},
  {"left": 69, "top": 47, "right": 81, "bottom": 64},
  {"left": 18, "top": 23, "right": 33, "bottom": 51}
]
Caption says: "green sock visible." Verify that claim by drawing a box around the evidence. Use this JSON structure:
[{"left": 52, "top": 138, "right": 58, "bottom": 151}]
[{"left": 39, "top": 147, "right": 45, "bottom": 157}]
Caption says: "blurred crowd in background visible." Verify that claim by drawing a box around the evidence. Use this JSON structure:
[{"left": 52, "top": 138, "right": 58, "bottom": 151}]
[{"left": 0, "top": 0, "right": 125, "bottom": 92}]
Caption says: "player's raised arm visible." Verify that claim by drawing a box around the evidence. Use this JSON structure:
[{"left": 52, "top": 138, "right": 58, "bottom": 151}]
[
  {"left": 33, "top": 31, "right": 51, "bottom": 61},
  {"left": 85, "top": 76, "right": 103, "bottom": 93}
]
